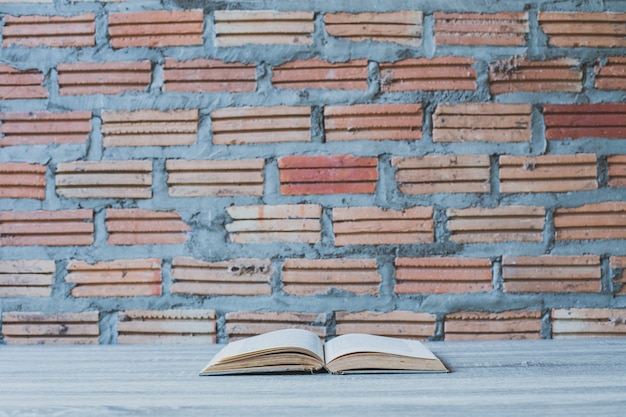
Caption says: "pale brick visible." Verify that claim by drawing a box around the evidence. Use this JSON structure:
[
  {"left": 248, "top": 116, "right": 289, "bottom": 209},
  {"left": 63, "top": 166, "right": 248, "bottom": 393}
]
[
  {"left": 1, "top": 311, "right": 99, "bottom": 345},
  {"left": 610, "top": 257, "right": 626, "bottom": 295},
  {"left": 435, "top": 12, "right": 528, "bottom": 46},
  {"left": 118, "top": 309, "right": 216, "bottom": 344},
  {"left": 225, "top": 311, "right": 327, "bottom": 341},
  {"left": 539, "top": 12, "right": 626, "bottom": 48},
  {"left": 325, "top": 11, "right": 423, "bottom": 47},
  {"left": 105, "top": 209, "right": 190, "bottom": 245},
  {"left": 445, "top": 310, "right": 542, "bottom": 340},
  {"left": 0, "top": 260, "right": 55, "bottom": 297},
  {"left": 215, "top": 11, "right": 314, "bottom": 47},
  {"left": 595, "top": 57, "right": 626, "bottom": 91},
  {"left": 335, "top": 311, "right": 436, "bottom": 339},
  {"left": 0, "top": 210, "right": 94, "bottom": 246},
  {"left": 552, "top": 308, "right": 626, "bottom": 338}
]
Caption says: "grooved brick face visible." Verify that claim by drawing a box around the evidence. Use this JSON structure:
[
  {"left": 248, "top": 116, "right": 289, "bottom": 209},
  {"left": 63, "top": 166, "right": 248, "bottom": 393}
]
[
  {"left": 214, "top": 11, "right": 314, "bottom": 46},
  {"left": 105, "top": 209, "right": 190, "bottom": 245},
  {"left": 224, "top": 311, "right": 327, "bottom": 341},
  {"left": 0, "top": 163, "right": 46, "bottom": 199},
  {"left": 594, "top": 57, "right": 626, "bottom": 90},
  {"left": 1, "top": 311, "right": 99, "bottom": 345},
  {"left": 57, "top": 61, "right": 152, "bottom": 96},
  {"left": 2, "top": 14, "right": 95, "bottom": 48},
  {"left": 324, "top": 11, "right": 424, "bottom": 47},
  {"left": 608, "top": 156, "right": 626, "bottom": 188},
  {"left": 0, "top": 260, "right": 55, "bottom": 297},
  {"left": 488, "top": 57, "right": 582, "bottom": 94},
  {"left": 444, "top": 310, "right": 542, "bottom": 341},
  {"left": 434, "top": 12, "right": 529, "bottom": 46},
  {"left": 610, "top": 257, "right": 626, "bottom": 295},
  {"left": 0, "top": 111, "right": 92, "bottom": 146},
  {"left": 117, "top": 309, "right": 216, "bottom": 344},
  {"left": 379, "top": 57, "right": 476, "bottom": 92},
  {"left": 271, "top": 58, "right": 368, "bottom": 90},
  {"left": 0, "top": 65, "right": 47, "bottom": 99},
  {"left": 395, "top": 257, "right": 492, "bottom": 294},
  {"left": 335, "top": 311, "right": 436, "bottom": 339},
  {"left": 0, "top": 210, "right": 94, "bottom": 246},
  {"left": 552, "top": 308, "right": 626, "bottom": 338},
  {"left": 554, "top": 202, "right": 626, "bottom": 241},
  {"left": 163, "top": 58, "right": 256, "bottom": 93},
  {"left": 539, "top": 12, "right": 626, "bottom": 48},
  {"left": 543, "top": 103, "right": 626, "bottom": 140}
]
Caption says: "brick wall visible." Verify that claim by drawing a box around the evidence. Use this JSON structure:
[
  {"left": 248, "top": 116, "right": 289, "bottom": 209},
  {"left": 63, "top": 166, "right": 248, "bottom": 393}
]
[{"left": 1, "top": 0, "right": 626, "bottom": 345}]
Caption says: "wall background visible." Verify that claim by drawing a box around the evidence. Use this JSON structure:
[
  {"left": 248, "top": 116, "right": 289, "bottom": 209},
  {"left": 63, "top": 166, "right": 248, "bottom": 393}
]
[{"left": 1, "top": 0, "right": 626, "bottom": 344}]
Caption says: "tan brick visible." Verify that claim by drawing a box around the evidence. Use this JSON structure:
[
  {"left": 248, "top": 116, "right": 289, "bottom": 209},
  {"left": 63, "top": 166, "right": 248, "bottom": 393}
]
[
  {"left": 172, "top": 257, "right": 271, "bottom": 296},
  {"left": 66, "top": 259, "right": 162, "bottom": 298},
  {"left": 544, "top": 103, "right": 626, "bottom": 140},
  {"left": 503, "top": 255, "right": 601, "bottom": 293},
  {"left": 0, "top": 65, "right": 47, "bottom": 99},
  {"left": 0, "top": 209, "right": 94, "bottom": 246},
  {"left": 214, "top": 11, "right": 314, "bottom": 47},
  {"left": 163, "top": 58, "right": 256, "bottom": 93},
  {"left": 333, "top": 206, "right": 434, "bottom": 246},
  {"left": 0, "top": 111, "right": 92, "bottom": 147},
  {"left": 109, "top": 10, "right": 204, "bottom": 48},
  {"left": 325, "top": 11, "right": 423, "bottom": 47},
  {"left": 554, "top": 202, "right": 626, "bottom": 241},
  {"left": 552, "top": 308, "right": 626, "bottom": 338},
  {"left": 212, "top": 106, "right": 310, "bottom": 145},
  {"left": 335, "top": 311, "right": 436, "bottom": 339},
  {"left": 101, "top": 109, "right": 198, "bottom": 147},
  {"left": 445, "top": 310, "right": 542, "bottom": 340},
  {"left": 0, "top": 260, "right": 55, "bottom": 297},
  {"left": 1, "top": 311, "right": 99, "bottom": 345},
  {"left": 105, "top": 209, "right": 190, "bottom": 245},
  {"left": 2, "top": 14, "right": 95, "bottom": 48},
  {"left": 489, "top": 57, "right": 582, "bottom": 94},
  {"left": 282, "top": 258, "right": 380, "bottom": 296},
  {"left": 0, "top": 163, "right": 46, "bottom": 199},
  {"left": 271, "top": 58, "right": 368, "bottom": 90},
  {"left": 610, "top": 257, "right": 626, "bottom": 295},
  {"left": 446, "top": 206, "right": 545, "bottom": 244},
  {"left": 393, "top": 155, "right": 490, "bottom": 194},
  {"left": 395, "top": 257, "right": 492, "bottom": 294},
  {"left": 608, "top": 155, "right": 626, "bottom": 188},
  {"left": 435, "top": 12, "right": 528, "bottom": 46},
  {"left": 57, "top": 61, "right": 151, "bottom": 95},
  {"left": 539, "top": 12, "right": 626, "bottom": 48},
  {"left": 379, "top": 57, "right": 476, "bottom": 92},
  {"left": 118, "top": 309, "right": 216, "bottom": 344},
  {"left": 595, "top": 57, "right": 626, "bottom": 90},
  {"left": 225, "top": 311, "right": 326, "bottom": 341},
  {"left": 433, "top": 103, "right": 531, "bottom": 143}
]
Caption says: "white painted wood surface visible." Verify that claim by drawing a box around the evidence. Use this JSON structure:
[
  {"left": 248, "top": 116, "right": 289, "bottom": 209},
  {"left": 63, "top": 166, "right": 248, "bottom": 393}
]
[{"left": 1, "top": 338, "right": 625, "bottom": 416}]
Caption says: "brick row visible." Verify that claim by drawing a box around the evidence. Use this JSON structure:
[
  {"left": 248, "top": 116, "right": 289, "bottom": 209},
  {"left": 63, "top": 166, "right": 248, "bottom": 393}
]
[
  {"left": 335, "top": 311, "right": 436, "bottom": 339},
  {"left": 2, "top": 14, "right": 95, "bottom": 48},
  {"left": 57, "top": 61, "right": 152, "bottom": 96},
  {"left": 1, "top": 311, "right": 99, "bottom": 345},
  {"left": 554, "top": 202, "right": 626, "bottom": 241},
  {"left": 0, "top": 163, "right": 46, "bottom": 199},
  {"left": 163, "top": 58, "right": 256, "bottom": 93},
  {"left": 271, "top": 59, "right": 368, "bottom": 90},
  {"left": 539, "top": 12, "right": 626, "bottom": 48},
  {"left": 608, "top": 156, "right": 626, "bottom": 188},
  {"left": 105, "top": 209, "right": 190, "bottom": 245},
  {"left": 488, "top": 57, "right": 582, "bottom": 94},
  {"left": 214, "top": 11, "right": 314, "bottom": 47},
  {"left": 552, "top": 309, "right": 626, "bottom": 338},
  {"left": 544, "top": 104, "right": 626, "bottom": 140},
  {"left": 0, "top": 111, "right": 92, "bottom": 146},
  {"left": 595, "top": 57, "right": 626, "bottom": 91},
  {"left": 380, "top": 57, "right": 476, "bottom": 92},
  {"left": 0, "top": 65, "right": 47, "bottom": 99},
  {"left": 0, "top": 209, "right": 94, "bottom": 246},
  {"left": 395, "top": 257, "right": 492, "bottom": 294},
  {"left": 117, "top": 310, "right": 216, "bottom": 344},
  {"left": 434, "top": 12, "right": 529, "bottom": 46},
  {"left": 224, "top": 311, "right": 327, "bottom": 341},
  {"left": 325, "top": 11, "right": 423, "bottom": 47},
  {"left": 0, "top": 260, "right": 55, "bottom": 297},
  {"left": 444, "top": 310, "right": 542, "bottom": 340},
  {"left": 610, "top": 257, "right": 626, "bottom": 295}
]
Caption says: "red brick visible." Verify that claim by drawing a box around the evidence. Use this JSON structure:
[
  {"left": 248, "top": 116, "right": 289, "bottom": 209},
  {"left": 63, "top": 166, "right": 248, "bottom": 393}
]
[
  {"left": 503, "top": 255, "right": 601, "bottom": 293},
  {"left": 499, "top": 154, "right": 598, "bottom": 193},
  {"left": 2, "top": 14, "right": 95, "bottom": 48},
  {"left": 0, "top": 209, "right": 94, "bottom": 246},
  {"left": 281, "top": 258, "right": 380, "bottom": 296},
  {"left": 0, "top": 260, "right": 55, "bottom": 297},
  {"left": 539, "top": 12, "right": 626, "bottom": 48},
  {"left": 610, "top": 257, "right": 626, "bottom": 295},
  {"left": 335, "top": 311, "right": 436, "bottom": 339},
  {"left": 0, "top": 111, "right": 92, "bottom": 146},
  {"left": 118, "top": 310, "right": 216, "bottom": 344},
  {"left": 0, "top": 65, "right": 47, "bottom": 99},
  {"left": 323, "top": 103, "right": 422, "bottom": 141},
  {"left": 171, "top": 257, "right": 271, "bottom": 296},
  {"left": 433, "top": 103, "right": 531, "bottom": 143},
  {"left": 445, "top": 310, "right": 542, "bottom": 340},
  {"left": 446, "top": 206, "right": 545, "bottom": 244},
  {"left": 324, "top": 11, "right": 423, "bottom": 47},
  {"left": 214, "top": 11, "right": 314, "bottom": 47},
  {"left": 226, "top": 204, "right": 322, "bottom": 244},
  {"left": 435, "top": 12, "right": 528, "bottom": 46},
  {"left": 395, "top": 257, "right": 492, "bottom": 294},
  {"left": 55, "top": 160, "right": 152, "bottom": 199},
  {"left": 379, "top": 57, "right": 476, "bottom": 92},
  {"left": 57, "top": 61, "right": 151, "bottom": 95},
  {"left": 552, "top": 308, "right": 626, "bottom": 338},
  {"left": 595, "top": 57, "right": 626, "bottom": 90},
  {"left": 1, "top": 311, "right": 99, "bottom": 345},
  {"left": 271, "top": 58, "right": 368, "bottom": 90},
  {"left": 101, "top": 109, "right": 198, "bottom": 147},
  {"left": 332, "top": 206, "right": 434, "bottom": 246},
  {"left": 225, "top": 311, "right": 326, "bottom": 341},
  {"left": 489, "top": 57, "right": 582, "bottom": 94},
  {"left": 608, "top": 155, "right": 626, "bottom": 188},
  {"left": 544, "top": 103, "right": 626, "bottom": 140},
  {"left": 0, "top": 163, "right": 46, "bottom": 199},
  {"left": 393, "top": 155, "right": 490, "bottom": 194},
  {"left": 163, "top": 58, "right": 256, "bottom": 93},
  {"left": 166, "top": 159, "right": 264, "bottom": 197},
  {"left": 212, "top": 106, "right": 310, "bottom": 144},
  {"left": 105, "top": 209, "right": 190, "bottom": 245},
  {"left": 66, "top": 259, "right": 162, "bottom": 298},
  {"left": 554, "top": 202, "right": 626, "bottom": 241},
  {"left": 278, "top": 155, "right": 378, "bottom": 195},
  {"left": 109, "top": 10, "right": 204, "bottom": 48}
]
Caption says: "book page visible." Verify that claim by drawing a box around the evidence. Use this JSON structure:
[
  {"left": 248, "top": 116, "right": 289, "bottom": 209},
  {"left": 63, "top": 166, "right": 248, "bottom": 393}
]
[{"left": 324, "top": 333, "right": 438, "bottom": 364}]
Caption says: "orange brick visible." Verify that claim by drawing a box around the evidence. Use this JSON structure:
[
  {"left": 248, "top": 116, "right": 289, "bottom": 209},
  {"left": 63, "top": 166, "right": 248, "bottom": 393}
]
[
  {"left": 66, "top": 259, "right": 162, "bottom": 298},
  {"left": 332, "top": 206, "right": 434, "bottom": 246},
  {"left": 0, "top": 65, "right": 47, "bottom": 99},
  {"left": 55, "top": 160, "right": 153, "bottom": 199},
  {"left": 555, "top": 202, "right": 626, "bottom": 241},
  {"left": 433, "top": 103, "right": 531, "bottom": 143},
  {"left": 445, "top": 310, "right": 542, "bottom": 340},
  {"left": 1, "top": 311, "right": 99, "bottom": 345},
  {"left": 271, "top": 58, "right": 368, "bottom": 90},
  {"left": 57, "top": 61, "right": 151, "bottom": 95},
  {"left": 489, "top": 57, "right": 582, "bottom": 94},
  {"left": 214, "top": 11, "right": 314, "bottom": 46},
  {"left": 503, "top": 255, "right": 602, "bottom": 293},
  {"left": 435, "top": 12, "right": 528, "bottom": 46},
  {"left": 324, "top": 11, "right": 423, "bottom": 47},
  {"left": 0, "top": 260, "right": 55, "bottom": 297},
  {"left": 499, "top": 154, "right": 598, "bottom": 193},
  {"left": 552, "top": 308, "right": 626, "bottom": 338},
  {"left": 335, "top": 311, "right": 436, "bottom": 339},
  {"left": 446, "top": 206, "right": 545, "bottom": 244},
  {"left": 118, "top": 310, "right": 216, "bottom": 344},
  {"left": 171, "top": 257, "right": 271, "bottom": 296},
  {"left": 0, "top": 209, "right": 94, "bottom": 246},
  {"left": 323, "top": 103, "right": 422, "bottom": 141},
  {"left": 595, "top": 57, "right": 626, "bottom": 90},
  {"left": 105, "top": 209, "right": 190, "bottom": 245},
  {"left": 2, "top": 14, "right": 95, "bottom": 48},
  {"left": 544, "top": 103, "right": 626, "bottom": 140},
  {"left": 212, "top": 106, "right": 310, "bottom": 144},
  {"left": 225, "top": 311, "right": 326, "bottom": 341},
  {"left": 379, "top": 57, "right": 476, "bottom": 92},
  {"left": 395, "top": 257, "right": 492, "bottom": 294},
  {"left": 539, "top": 12, "right": 626, "bottom": 48},
  {"left": 0, "top": 111, "right": 92, "bottom": 146},
  {"left": 101, "top": 109, "right": 198, "bottom": 147},
  {"left": 608, "top": 156, "right": 626, "bottom": 188},
  {"left": 0, "top": 163, "right": 46, "bottom": 199},
  {"left": 610, "top": 257, "right": 626, "bottom": 295},
  {"left": 226, "top": 204, "right": 322, "bottom": 244},
  {"left": 109, "top": 10, "right": 204, "bottom": 48},
  {"left": 281, "top": 258, "right": 380, "bottom": 296},
  {"left": 278, "top": 155, "right": 378, "bottom": 195},
  {"left": 393, "top": 155, "right": 490, "bottom": 194},
  {"left": 163, "top": 58, "right": 256, "bottom": 93}
]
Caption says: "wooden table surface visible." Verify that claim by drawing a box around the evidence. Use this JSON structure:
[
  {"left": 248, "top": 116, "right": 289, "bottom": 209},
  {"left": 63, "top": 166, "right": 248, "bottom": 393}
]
[{"left": 1, "top": 338, "right": 625, "bottom": 417}]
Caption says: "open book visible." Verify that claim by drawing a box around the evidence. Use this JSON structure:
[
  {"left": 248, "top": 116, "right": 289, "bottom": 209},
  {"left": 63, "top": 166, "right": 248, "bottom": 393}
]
[{"left": 199, "top": 328, "right": 448, "bottom": 375}]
